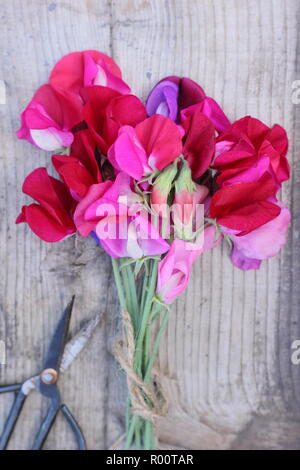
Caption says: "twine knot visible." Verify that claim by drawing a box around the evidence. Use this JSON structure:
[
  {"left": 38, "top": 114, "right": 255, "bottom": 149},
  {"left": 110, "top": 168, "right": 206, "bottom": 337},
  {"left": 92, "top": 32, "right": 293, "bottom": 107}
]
[{"left": 113, "top": 309, "right": 168, "bottom": 422}]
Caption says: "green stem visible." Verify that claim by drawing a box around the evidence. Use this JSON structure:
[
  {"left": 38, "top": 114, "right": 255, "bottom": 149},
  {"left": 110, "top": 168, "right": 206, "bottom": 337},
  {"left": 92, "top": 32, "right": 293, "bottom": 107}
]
[
  {"left": 125, "top": 265, "right": 139, "bottom": 326},
  {"left": 113, "top": 256, "right": 169, "bottom": 451},
  {"left": 140, "top": 260, "right": 150, "bottom": 317},
  {"left": 126, "top": 308, "right": 170, "bottom": 449},
  {"left": 143, "top": 326, "right": 151, "bottom": 377},
  {"left": 149, "top": 302, "right": 162, "bottom": 324},
  {"left": 125, "top": 416, "right": 138, "bottom": 449},
  {"left": 134, "top": 417, "right": 142, "bottom": 449},
  {"left": 134, "top": 261, "right": 158, "bottom": 373},
  {"left": 111, "top": 258, "right": 126, "bottom": 311},
  {"left": 121, "top": 264, "right": 137, "bottom": 331},
  {"left": 144, "top": 420, "right": 154, "bottom": 450},
  {"left": 125, "top": 261, "right": 158, "bottom": 450},
  {"left": 144, "top": 309, "right": 170, "bottom": 384}
]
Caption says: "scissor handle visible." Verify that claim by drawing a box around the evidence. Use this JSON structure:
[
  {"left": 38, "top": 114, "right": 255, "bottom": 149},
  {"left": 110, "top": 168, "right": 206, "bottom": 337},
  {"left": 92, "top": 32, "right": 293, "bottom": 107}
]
[
  {"left": 0, "top": 389, "right": 26, "bottom": 450},
  {"left": 61, "top": 404, "right": 87, "bottom": 450},
  {"left": 0, "top": 384, "right": 22, "bottom": 394},
  {"left": 31, "top": 402, "right": 60, "bottom": 450},
  {"left": 30, "top": 403, "right": 86, "bottom": 450}
]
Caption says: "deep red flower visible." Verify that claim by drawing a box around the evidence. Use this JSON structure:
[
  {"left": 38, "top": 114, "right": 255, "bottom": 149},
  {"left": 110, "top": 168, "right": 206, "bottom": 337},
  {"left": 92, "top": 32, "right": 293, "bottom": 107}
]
[
  {"left": 181, "top": 106, "right": 215, "bottom": 179},
  {"left": 214, "top": 116, "right": 289, "bottom": 187},
  {"left": 83, "top": 86, "right": 147, "bottom": 154},
  {"left": 210, "top": 173, "right": 281, "bottom": 236},
  {"left": 52, "top": 130, "right": 102, "bottom": 199},
  {"left": 16, "top": 168, "right": 76, "bottom": 242}
]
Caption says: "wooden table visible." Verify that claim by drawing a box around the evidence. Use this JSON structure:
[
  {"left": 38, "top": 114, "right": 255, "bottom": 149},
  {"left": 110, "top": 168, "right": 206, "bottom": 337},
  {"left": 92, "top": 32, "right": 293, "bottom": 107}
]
[{"left": 0, "top": 0, "right": 299, "bottom": 450}]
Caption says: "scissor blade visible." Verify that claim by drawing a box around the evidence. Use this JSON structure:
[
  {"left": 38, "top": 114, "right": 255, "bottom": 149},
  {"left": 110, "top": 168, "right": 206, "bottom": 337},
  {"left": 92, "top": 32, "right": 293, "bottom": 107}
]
[
  {"left": 42, "top": 296, "right": 75, "bottom": 372},
  {"left": 59, "top": 313, "right": 102, "bottom": 374}
]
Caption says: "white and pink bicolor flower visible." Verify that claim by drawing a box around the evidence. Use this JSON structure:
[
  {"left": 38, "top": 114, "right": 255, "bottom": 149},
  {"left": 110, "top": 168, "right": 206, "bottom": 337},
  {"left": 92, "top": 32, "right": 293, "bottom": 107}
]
[
  {"left": 74, "top": 172, "right": 170, "bottom": 259},
  {"left": 16, "top": 84, "right": 82, "bottom": 151}
]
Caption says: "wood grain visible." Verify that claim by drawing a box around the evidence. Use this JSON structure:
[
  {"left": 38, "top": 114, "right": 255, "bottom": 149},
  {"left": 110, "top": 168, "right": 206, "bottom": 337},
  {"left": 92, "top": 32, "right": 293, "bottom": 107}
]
[{"left": 0, "top": 0, "right": 300, "bottom": 449}]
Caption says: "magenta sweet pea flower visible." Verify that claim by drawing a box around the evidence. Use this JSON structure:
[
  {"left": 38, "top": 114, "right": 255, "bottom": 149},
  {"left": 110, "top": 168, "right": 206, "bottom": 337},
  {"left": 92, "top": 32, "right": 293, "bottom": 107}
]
[
  {"left": 50, "top": 50, "right": 130, "bottom": 96},
  {"left": 226, "top": 202, "right": 291, "bottom": 270},
  {"left": 157, "top": 226, "right": 221, "bottom": 304},
  {"left": 108, "top": 115, "right": 183, "bottom": 180},
  {"left": 16, "top": 168, "right": 76, "bottom": 242},
  {"left": 16, "top": 84, "right": 82, "bottom": 151},
  {"left": 74, "top": 181, "right": 114, "bottom": 237},
  {"left": 180, "top": 99, "right": 231, "bottom": 135}
]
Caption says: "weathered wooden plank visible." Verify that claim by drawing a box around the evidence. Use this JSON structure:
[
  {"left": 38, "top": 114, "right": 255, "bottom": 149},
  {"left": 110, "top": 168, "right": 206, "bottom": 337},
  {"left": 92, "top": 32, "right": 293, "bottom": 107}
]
[
  {"left": 112, "top": 0, "right": 300, "bottom": 449},
  {"left": 0, "top": 0, "right": 121, "bottom": 450}
]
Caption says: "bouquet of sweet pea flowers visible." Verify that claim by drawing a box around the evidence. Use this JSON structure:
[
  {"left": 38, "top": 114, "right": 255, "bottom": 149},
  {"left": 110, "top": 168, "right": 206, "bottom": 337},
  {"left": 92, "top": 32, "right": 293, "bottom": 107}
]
[{"left": 16, "top": 50, "right": 291, "bottom": 450}]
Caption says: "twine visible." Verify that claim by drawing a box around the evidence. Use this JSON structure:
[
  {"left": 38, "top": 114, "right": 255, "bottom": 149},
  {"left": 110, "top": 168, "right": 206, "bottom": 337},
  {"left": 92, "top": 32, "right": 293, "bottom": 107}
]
[{"left": 113, "top": 309, "right": 168, "bottom": 423}]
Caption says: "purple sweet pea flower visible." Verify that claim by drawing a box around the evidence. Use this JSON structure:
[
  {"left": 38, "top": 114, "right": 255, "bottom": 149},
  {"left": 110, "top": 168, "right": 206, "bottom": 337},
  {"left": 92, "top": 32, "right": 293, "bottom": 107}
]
[
  {"left": 146, "top": 76, "right": 205, "bottom": 122},
  {"left": 146, "top": 76, "right": 231, "bottom": 134}
]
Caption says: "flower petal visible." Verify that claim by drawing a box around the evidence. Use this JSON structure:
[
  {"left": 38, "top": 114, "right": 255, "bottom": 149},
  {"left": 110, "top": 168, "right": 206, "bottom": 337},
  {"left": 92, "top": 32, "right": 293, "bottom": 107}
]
[{"left": 135, "top": 115, "right": 183, "bottom": 171}]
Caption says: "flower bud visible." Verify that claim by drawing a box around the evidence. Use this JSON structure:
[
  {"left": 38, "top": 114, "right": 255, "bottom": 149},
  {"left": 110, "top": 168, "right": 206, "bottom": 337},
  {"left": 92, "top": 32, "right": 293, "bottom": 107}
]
[
  {"left": 151, "top": 161, "right": 178, "bottom": 217},
  {"left": 172, "top": 160, "right": 208, "bottom": 241}
]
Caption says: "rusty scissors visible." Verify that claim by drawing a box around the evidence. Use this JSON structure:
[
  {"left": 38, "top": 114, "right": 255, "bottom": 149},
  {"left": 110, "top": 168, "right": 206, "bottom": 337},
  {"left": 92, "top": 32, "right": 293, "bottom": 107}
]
[{"left": 0, "top": 297, "right": 100, "bottom": 450}]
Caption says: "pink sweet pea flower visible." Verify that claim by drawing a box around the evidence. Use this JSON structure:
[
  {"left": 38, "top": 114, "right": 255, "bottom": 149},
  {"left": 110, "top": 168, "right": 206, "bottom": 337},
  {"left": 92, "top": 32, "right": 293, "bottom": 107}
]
[
  {"left": 76, "top": 172, "right": 170, "bottom": 259},
  {"left": 74, "top": 181, "right": 113, "bottom": 237},
  {"left": 213, "top": 116, "right": 290, "bottom": 189},
  {"left": 227, "top": 202, "right": 291, "bottom": 270},
  {"left": 50, "top": 50, "right": 130, "bottom": 96},
  {"left": 146, "top": 76, "right": 231, "bottom": 133},
  {"left": 16, "top": 168, "right": 76, "bottom": 242},
  {"left": 157, "top": 226, "right": 221, "bottom": 304},
  {"left": 181, "top": 99, "right": 231, "bottom": 135},
  {"left": 97, "top": 213, "right": 170, "bottom": 259},
  {"left": 108, "top": 115, "right": 183, "bottom": 180},
  {"left": 16, "top": 84, "right": 82, "bottom": 151}
]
